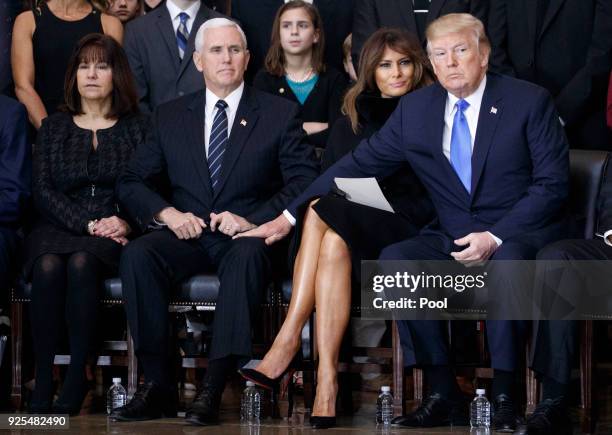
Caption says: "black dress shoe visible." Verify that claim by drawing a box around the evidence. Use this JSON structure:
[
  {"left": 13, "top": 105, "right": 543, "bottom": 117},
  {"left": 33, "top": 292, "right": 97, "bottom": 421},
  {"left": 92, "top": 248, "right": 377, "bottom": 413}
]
[
  {"left": 491, "top": 394, "right": 519, "bottom": 433},
  {"left": 184, "top": 381, "right": 223, "bottom": 426},
  {"left": 521, "top": 397, "right": 572, "bottom": 435},
  {"left": 391, "top": 393, "right": 469, "bottom": 427},
  {"left": 310, "top": 416, "right": 336, "bottom": 429},
  {"left": 110, "top": 381, "right": 177, "bottom": 421}
]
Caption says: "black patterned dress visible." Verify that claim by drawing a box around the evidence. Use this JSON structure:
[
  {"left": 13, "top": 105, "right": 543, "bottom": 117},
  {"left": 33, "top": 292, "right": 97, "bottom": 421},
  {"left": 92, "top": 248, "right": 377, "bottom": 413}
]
[{"left": 23, "top": 112, "right": 149, "bottom": 275}]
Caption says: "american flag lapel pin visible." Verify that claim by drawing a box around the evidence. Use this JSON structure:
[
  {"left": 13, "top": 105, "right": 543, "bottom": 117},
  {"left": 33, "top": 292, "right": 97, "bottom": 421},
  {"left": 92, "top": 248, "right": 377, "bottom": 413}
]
[
  {"left": 240, "top": 119, "right": 247, "bottom": 127},
  {"left": 490, "top": 106, "right": 498, "bottom": 114}
]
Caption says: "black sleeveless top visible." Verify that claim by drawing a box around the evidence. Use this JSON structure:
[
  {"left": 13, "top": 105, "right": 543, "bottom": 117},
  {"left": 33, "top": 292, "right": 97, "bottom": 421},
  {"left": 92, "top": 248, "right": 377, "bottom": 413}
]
[{"left": 32, "top": 2, "right": 103, "bottom": 115}]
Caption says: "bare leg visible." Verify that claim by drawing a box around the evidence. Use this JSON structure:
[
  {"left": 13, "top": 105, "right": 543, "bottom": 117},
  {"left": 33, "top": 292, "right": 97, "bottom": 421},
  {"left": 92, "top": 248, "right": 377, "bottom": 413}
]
[
  {"left": 256, "top": 202, "right": 329, "bottom": 379},
  {"left": 312, "top": 230, "right": 352, "bottom": 417}
]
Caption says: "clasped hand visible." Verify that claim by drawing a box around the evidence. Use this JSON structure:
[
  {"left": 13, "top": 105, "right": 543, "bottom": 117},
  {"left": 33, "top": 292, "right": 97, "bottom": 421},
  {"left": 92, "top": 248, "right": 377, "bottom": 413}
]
[
  {"left": 233, "top": 213, "right": 293, "bottom": 245},
  {"left": 450, "top": 231, "right": 499, "bottom": 267},
  {"left": 157, "top": 208, "right": 255, "bottom": 239},
  {"left": 91, "top": 216, "right": 131, "bottom": 246}
]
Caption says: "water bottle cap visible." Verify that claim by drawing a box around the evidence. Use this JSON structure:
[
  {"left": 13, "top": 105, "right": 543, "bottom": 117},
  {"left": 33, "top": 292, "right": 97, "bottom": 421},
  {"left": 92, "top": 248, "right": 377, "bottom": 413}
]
[
  {"left": 476, "top": 388, "right": 486, "bottom": 395},
  {"left": 112, "top": 377, "right": 121, "bottom": 383},
  {"left": 246, "top": 381, "right": 255, "bottom": 387},
  {"left": 381, "top": 386, "right": 391, "bottom": 392}
]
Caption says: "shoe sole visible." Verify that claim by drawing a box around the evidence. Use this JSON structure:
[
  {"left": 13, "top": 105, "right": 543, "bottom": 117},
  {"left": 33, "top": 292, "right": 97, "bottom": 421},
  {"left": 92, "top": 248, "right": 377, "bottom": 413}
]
[{"left": 185, "top": 415, "right": 219, "bottom": 426}]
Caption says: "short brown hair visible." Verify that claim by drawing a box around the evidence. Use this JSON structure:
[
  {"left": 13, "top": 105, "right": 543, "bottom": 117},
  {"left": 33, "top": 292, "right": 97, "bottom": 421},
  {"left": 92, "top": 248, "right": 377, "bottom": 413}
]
[
  {"left": 264, "top": 0, "right": 326, "bottom": 76},
  {"left": 343, "top": 28, "right": 435, "bottom": 133},
  {"left": 63, "top": 33, "right": 139, "bottom": 119}
]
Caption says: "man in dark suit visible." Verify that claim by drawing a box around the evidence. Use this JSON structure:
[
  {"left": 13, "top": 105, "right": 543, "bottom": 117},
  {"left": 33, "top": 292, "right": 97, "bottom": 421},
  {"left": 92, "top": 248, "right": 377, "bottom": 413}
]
[
  {"left": 0, "top": 96, "right": 31, "bottom": 312},
  {"left": 231, "top": 0, "right": 354, "bottom": 83},
  {"left": 352, "top": 0, "right": 488, "bottom": 68},
  {"left": 124, "top": 0, "right": 226, "bottom": 112},
  {"left": 111, "top": 18, "right": 319, "bottom": 425},
  {"left": 0, "top": 0, "right": 23, "bottom": 96},
  {"left": 242, "top": 13, "right": 570, "bottom": 434},
  {"left": 488, "top": 0, "right": 612, "bottom": 151}
]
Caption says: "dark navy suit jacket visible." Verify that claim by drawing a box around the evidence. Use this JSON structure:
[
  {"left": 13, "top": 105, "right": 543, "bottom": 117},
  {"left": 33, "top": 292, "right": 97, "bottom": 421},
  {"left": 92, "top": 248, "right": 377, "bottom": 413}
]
[
  {"left": 287, "top": 73, "right": 569, "bottom": 253},
  {"left": 117, "top": 86, "right": 319, "bottom": 233},
  {"left": 0, "top": 95, "right": 31, "bottom": 227}
]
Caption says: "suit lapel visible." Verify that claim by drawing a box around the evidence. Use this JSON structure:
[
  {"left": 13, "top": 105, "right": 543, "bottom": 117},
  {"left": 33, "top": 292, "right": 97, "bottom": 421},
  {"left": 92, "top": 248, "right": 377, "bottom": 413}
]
[
  {"left": 156, "top": 7, "right": 181, "bottom": 69},
  {"left": 470, "top": 74, "right": 503, "bottom": 202},
  {"left": 429, "top": 84, "right": 470, "bottom": 200},
  {"left": 394, "top": 0, "right": 418, "bottom": 41},
  {"left": 186, "top": 91, "right": 213, "bottom": 200},
  {"left": 178, "top": 6, "right": 211, "bottom": 79},
  {"left": 212, "top": 87, "right": 259, "bottom": 200},
  {"left": 539, "top": 0, "right": 565, "bottom": 40}
]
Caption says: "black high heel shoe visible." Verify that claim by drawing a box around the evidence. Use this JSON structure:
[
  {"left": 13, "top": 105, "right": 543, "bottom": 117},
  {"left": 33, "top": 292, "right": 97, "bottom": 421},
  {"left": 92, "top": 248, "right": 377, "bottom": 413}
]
[
  {"left": 238, "top": 368, "right": 284, "bottom": 391},
  {"left": 310, "top": 416, "right": 337, "bottom": 429}
]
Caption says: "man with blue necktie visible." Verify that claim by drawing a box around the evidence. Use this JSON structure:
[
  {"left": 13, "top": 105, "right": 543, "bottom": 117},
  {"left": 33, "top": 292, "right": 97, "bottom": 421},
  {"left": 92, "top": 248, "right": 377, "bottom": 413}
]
[
  {"left": 124, "top": 0, "right": 226, "bottom": 112},
  {"left": 112, "top": 18, "right": 318, "bottom": 425},
  {"left": 240, "top": 13, "right": 571, "bottom": 434}
]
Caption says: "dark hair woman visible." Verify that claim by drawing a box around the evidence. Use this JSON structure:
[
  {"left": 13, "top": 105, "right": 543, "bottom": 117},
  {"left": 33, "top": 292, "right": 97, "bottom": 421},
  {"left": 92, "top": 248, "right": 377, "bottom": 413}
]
[
  {"left": 252, "top": 0, "right": 347, "bottom": 148},
  {"left": 24, "top": 34, "right": 147, "bottom": 414},
  {"left": 239, "top": 28, "right": 436, "bottom": 428},
  {"left": 11, "top": 0, "right": 122, "bottom": 130}
]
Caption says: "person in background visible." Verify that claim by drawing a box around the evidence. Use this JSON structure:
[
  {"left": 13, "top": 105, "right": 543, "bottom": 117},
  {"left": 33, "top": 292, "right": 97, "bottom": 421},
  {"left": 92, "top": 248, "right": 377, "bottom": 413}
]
[
  {"left": 11, "top": 0, "right": 122, "bottom": 129},
  {"left": 108, "top": 0, "right": 142, "bottom": 23},
  {"left": 239, "top": 28, "right": 435, "bottom": 429},
  {"left": 231, "top": 0, "right": 353, "bottom": 83},
  {"left": 24, "top": 34, "right": 147, "bottom": 414},
  {"left": 352, "top": 0, "right": 489, "bottom": 69},
  {"left": 488, "top": 0, "right": 612, "bottom": 150},
  {"left": 253, "top": 0, "right": 347, "bottom": 149},
  {"left": 341, "top": 34, "right": 357, "bottom": 83},
  {"left": 0, "top": 0, "right": 25, "bottom": 96},
  {"left": 123, "top": 0, "right": 225, "bottom": 112}
]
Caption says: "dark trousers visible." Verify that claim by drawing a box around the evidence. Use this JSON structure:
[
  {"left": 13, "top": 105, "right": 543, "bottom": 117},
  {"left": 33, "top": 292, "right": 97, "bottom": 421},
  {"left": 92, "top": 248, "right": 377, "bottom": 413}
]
[
  {"left": 120, "top": 229, "right": 272, "bottom": 381},
  {"left": 378, "top": 234, "right": 568, "bottom": 380},
  {"left": 0, "top": 227, "right": 18, "bottom": 308},
  {"left": 531, "top": 238, "right": 612, "bottom": 383}
]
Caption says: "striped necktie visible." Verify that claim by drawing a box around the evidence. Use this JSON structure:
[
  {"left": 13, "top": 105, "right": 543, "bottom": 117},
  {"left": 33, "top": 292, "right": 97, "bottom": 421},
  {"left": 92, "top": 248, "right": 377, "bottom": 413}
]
[
  {"left": 450, "top": 99, "right": 472, "bottom": 193},
  {"left": 177, "top": 12, "right": 189, "bottom": 60},
  {"left": 208, "top": 100, "right": 228, "bottom": 192}
]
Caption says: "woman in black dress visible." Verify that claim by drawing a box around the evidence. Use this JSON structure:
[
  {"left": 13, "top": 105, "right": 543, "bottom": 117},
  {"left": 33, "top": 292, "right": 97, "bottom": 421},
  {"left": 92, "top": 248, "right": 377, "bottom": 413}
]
[
  {"left": 252, "top": 0, "right": 347, "bottom": 149},
  {"left": 25, "top": 34, "right": 147, "bottom": 414},
  {"left": 11, "top": 0, "right": 122, "bottom": 129},
  {"left": 240, "top": 28, "right": 436, "bottom": 428}
]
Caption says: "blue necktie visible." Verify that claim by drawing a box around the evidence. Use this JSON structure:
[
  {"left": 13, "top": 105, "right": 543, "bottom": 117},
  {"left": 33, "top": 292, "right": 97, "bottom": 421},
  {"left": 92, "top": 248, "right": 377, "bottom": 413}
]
[
  {"left": 450, "top": 99, "right": 472, "bottom": 193},
  {"left": 208, "top": 100, "right": 228, "bottom": 192},
  {"left": 177, "top": 12, "right": 189, "bottom": 60}
]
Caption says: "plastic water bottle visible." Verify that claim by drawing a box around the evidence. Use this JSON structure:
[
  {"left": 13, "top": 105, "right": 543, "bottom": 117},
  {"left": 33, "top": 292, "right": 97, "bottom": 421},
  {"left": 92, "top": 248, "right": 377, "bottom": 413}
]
[
  {"left": 376, "top": 386, "right": 394, "bottom": 425},
  {"left": 106, "top": 378, "right": 127, "bottom": 415},
  {"left": 240, "top": 381, "right": 261, "bottom": 424},
  {"left": 470, "top": 388, "right": 491, "bottom": 429}
]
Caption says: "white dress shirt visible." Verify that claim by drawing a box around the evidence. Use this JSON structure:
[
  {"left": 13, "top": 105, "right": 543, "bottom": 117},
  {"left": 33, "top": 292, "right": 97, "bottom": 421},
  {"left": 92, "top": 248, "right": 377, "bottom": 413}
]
[
  {"left": 204, "top": 83, "right": 244, "bottom": 156},
  {"left": 166, "top": 0, "right": 201, "bottom": 35}
]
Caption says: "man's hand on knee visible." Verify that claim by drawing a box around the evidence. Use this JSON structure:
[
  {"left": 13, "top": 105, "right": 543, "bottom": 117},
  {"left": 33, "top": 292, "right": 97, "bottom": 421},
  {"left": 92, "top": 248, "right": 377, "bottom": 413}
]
[
  {"left": 156, "top": 207, "right": 207, "bottom": 239},
  {"left": 233, "top": 214, "right": 292, "bottom": 245},
  {"left": 209, "top": 211, "right": 255, "bottom": 237},
  {"left": 451, "top": 231, "right": 499, "bottom": 267}
]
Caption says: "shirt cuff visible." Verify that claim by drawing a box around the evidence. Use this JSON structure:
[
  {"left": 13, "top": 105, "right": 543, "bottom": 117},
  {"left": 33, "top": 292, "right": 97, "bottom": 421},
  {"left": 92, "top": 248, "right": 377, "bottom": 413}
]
[
  {"left": 283, "top": 209, "right": 296, "bottom": 226},
  {"left": 487, "top": 231, "right": 503, "bottom": 246},
  {"left": 149, "top": 217, "right": 167, "bottom": 229},
  {"left": 604, "top": 229, "right": 612, "bottom": 247}
]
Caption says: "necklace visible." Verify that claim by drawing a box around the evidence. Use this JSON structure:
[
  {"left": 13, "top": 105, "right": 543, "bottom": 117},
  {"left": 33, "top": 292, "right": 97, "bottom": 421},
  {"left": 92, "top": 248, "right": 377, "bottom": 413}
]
[{"left": 286, "top": 67, "right": 314, "bottom": 84}]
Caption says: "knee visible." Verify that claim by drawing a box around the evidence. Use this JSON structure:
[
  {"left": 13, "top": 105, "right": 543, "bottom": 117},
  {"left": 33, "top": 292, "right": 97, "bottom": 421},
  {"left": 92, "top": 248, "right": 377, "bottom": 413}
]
[
  {"left": 33, "top": 254, "right": 64, "bottom": 277},
  {"left": 229, "top": 237, "right": 268, "bottom": 260},
  {"left": 536, "top": 241, "right": 574, "bottom": 261},
  {"left": 67, "top": 251, "right": 97, "bottom": 275},
  {"left": 319, "top": 229, "right": 350, "bottom": 264},
  {"left": 379, "top": 243, "right": 405, "bottom": 261}
]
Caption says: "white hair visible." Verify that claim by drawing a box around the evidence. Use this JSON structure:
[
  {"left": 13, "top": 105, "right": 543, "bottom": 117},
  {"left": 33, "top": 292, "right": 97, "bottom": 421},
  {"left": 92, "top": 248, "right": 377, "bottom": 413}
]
[{"left": 194, "top": 18, "right": 248, "bottom": 52}]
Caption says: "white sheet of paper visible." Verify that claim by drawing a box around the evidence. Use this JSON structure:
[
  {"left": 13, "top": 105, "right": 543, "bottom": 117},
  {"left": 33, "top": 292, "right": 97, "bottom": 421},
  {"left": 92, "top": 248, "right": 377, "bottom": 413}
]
[{"left": 334, "top": 177, "right": 395, "bottom": 213}]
